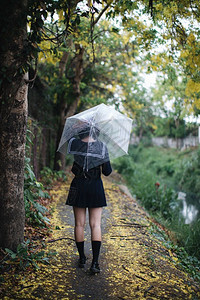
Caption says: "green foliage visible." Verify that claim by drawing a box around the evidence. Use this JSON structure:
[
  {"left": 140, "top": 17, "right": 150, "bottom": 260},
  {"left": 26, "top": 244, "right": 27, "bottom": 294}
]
[
  {"left": 24, "top": 157, "right": 50, "bottom": 227},
  {"left": 40, "top": 166, "right": 67, "bottom": 185},
  {"left": 175, "top": 147, "right": 200, "bottom": 198},
  {"left": 26, "top": 1, "right": 88, "bottom": 65},
  {"left": 113, "top": 154, "right": 178, "bottom": 220},
  {"left": 172, "top": 218, "right": 200, "bottom": 259},
  {"left": 153, "top": 117, "right": 198, "bottom": 139},
  {"left": 175, "top": 247, "right": 200, "bottom": 282},
  {"left": 121, "top": 144, "right": 180, "bottom": 184},
  {"left": 4, "top": 240, "right": 56, "bottom": 270},
  {"left": 38, "top": 17, "right": 144, "bottom": 115},
  {"left": 25, "top": 128, "right": 66, "bottom": 228},
  {"left": 140, "top": 136, "right": 153, "bottom": 147},
  {"left": 150, "top": 223, "right": 200, "bottom": 281},
  {"left": 154, "top": 117, "right": 186, "bottom": 138},
  {"left": 113, "top": 144, "right": 200, "bottom": 260}
]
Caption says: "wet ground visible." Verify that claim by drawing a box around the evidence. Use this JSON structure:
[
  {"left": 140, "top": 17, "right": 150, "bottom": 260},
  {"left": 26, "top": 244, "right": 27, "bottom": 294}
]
[{"left": 1, "top": 172, "right": 199, "bottom": 299}]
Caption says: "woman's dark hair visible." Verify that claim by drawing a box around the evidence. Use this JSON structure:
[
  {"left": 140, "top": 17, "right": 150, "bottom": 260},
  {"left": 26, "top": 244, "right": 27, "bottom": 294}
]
[{"left": 78, "top": 126, "right": 100, "bottom": 140}]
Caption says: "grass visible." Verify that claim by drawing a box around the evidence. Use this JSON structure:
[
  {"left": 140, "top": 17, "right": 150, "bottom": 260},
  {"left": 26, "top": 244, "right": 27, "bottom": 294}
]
[{"left": 113, "top": 144, "right": 200, "bottom": 260}]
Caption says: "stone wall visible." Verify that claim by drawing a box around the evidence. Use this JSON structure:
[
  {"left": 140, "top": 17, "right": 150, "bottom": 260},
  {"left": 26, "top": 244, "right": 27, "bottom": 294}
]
[
  {"left": 151, "top": 135, "right": 198, "bottom": 149},
  {"left": 130, "top": 134, "right": 199, "bottom": 149}
]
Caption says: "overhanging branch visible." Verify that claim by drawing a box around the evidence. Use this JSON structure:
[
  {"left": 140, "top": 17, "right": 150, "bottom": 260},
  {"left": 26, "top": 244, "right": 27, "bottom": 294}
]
[{"left": 93, "top": 3, "right": 111, "bottom": 25}]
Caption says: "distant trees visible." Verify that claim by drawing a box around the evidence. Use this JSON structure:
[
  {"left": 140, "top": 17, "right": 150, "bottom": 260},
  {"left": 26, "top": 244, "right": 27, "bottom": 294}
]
[
  {"left": 34, "top": 0, "right": 200, "bottom": 168},
  {"left": 138, "top": 0, "right": 200, "bottom": 112},
  {"left": 37, "top": 15, "right": 144, "bottom": 170}
]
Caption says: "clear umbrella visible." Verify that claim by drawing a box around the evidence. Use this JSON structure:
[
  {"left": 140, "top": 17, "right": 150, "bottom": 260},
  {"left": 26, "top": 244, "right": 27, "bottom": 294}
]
[{"left": 57, "top": 103, "right": 133, "bottom": 170}]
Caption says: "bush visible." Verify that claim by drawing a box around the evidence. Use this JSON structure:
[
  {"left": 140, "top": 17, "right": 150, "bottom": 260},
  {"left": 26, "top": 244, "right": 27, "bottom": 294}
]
[
  {"left": 5, "top": 239, "right": 56, "bottom": 270},
  {"left": 40, "top": 166, "right": 67, "bottom": 186},
  {"left": 170, "top": 218, "right": 200, "bottom": 259},
  {"left": 113, "top": 144, "right": 200, "bottom": 260},
  {"left": 24, "top": 157, "right": 50, "bottom": 227},
  {"left": 175, "top": 147, "right": 200, "bottom": 198}
]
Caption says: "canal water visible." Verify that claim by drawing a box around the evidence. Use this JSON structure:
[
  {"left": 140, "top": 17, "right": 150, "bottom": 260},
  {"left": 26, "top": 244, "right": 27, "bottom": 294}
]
[{"left": 178, "top": 191, "right": 200, "bottom": 224}]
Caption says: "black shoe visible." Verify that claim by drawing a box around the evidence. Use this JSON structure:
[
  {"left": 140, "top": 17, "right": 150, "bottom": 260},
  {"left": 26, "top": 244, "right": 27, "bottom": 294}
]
[
  {"left": 78, "top": 256, "right": 86, "bottom": 268},
  {"left": 90, "top": 262, "right": 100, "bottom": 274}
]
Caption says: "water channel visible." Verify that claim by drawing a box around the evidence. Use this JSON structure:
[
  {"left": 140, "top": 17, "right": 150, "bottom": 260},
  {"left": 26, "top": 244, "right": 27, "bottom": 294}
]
[{"left": 178, "top": 191, "right": 200, "bottom": 224}]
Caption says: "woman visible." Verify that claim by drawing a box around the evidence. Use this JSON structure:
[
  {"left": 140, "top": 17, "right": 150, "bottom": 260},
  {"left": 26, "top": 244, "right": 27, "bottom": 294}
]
[{"left": 66, "top": 126, "right": 112, "bottom": 274}]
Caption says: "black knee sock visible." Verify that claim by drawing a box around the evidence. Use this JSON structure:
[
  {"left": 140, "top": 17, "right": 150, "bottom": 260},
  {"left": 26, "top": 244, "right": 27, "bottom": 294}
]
[
  {"left": 92, "top": 241, "right": 101, "bottom": 264},
  {"left": 76, "top": 241, "right": 85, "bottom": 259}
]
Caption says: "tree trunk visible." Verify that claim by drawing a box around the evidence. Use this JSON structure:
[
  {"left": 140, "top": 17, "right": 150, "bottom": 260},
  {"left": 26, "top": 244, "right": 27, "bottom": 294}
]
[
  {"left": 139, "top": 127, "right": 144, "bottom": 141},
  {"left": 66, "top": 44, "right": 85, "bottom": 118},
  {"left": 69, "top": 44, "right": 85, "bottom": 115},
  {"left": 175, "top": 118, "right": 180, "bottom": 149},
  {"left": 54, "top": 44, "right": 85, "bottom": 171},
  {"left": 54, "top": 51, "right": 70, "bottom": 171},
  {"left": 41, "top": 128, "right": 47, "bottom": 170},
  {"left": 33, "top": 126, "right": 39, "bottom": 178},
  {"left": 0, "top": 0, "right": 28, "bottom": 250},
  {"left": 0, "top": 74, "right": 28, "bottom": 251}
]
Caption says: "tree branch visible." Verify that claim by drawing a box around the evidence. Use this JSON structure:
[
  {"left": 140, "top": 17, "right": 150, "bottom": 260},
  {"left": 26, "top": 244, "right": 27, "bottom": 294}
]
[
  {"left": 24, "top": 60, "right": 37, "bottom": 84},
  {"left": 93, "top": 3, "right": 111, "bottom": 25}
]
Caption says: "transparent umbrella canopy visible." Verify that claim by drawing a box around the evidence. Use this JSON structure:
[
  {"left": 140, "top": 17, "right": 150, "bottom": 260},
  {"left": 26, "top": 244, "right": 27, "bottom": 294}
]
[{"left": 57, "top": 103, "right": 133, "bottom": 170}]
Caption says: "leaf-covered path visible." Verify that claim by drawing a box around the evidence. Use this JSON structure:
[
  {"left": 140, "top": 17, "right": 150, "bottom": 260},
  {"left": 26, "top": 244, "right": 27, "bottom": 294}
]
[{"left": 1, "top": 172, "right": 200, "bottom": 299}]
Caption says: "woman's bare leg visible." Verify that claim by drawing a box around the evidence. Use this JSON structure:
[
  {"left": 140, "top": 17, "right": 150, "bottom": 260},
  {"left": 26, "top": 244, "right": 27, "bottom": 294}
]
[
  {"left": 88, "top": 207, "right": 102, "bottom": 241},
  {"left": 73, "top": 207, "right": 86, "bottom": 242},
  {"left": 73, "top": 207, "right": 86, "bottom": 266}
]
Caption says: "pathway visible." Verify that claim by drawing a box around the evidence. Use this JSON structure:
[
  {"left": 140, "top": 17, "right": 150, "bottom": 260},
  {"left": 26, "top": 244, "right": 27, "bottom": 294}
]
[{"left": 1, "top": 172, "right": 199, "bottom": 299}]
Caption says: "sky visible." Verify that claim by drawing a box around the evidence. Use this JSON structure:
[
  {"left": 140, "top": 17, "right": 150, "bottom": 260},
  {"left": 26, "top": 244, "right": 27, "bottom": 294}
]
[{"left": 143, "top": 72, "right": 157, "bottom": 90}]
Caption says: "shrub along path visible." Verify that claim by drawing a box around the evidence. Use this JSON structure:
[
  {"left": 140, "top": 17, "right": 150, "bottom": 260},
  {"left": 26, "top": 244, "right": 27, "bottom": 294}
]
[{"left": 1, "top": 172, "right": 200, "bottom": 299}]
